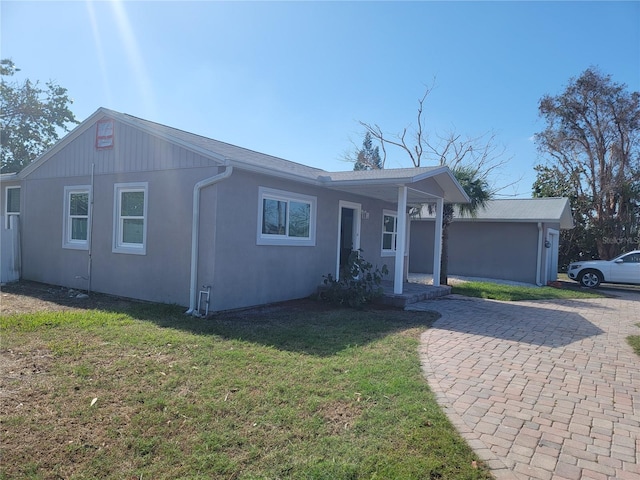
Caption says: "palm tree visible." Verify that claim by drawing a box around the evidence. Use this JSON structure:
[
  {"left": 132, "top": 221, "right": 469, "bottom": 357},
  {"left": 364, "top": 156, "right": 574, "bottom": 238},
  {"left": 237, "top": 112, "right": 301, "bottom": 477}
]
[{"left": 438, "top": 166, "right": 492, "bottom": 285}]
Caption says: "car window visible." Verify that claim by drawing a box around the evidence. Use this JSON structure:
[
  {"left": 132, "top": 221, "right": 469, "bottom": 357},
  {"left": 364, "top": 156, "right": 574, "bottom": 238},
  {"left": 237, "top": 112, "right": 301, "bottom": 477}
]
[{"left": 620, "top": 253, "right": 640, "bottom": 263}]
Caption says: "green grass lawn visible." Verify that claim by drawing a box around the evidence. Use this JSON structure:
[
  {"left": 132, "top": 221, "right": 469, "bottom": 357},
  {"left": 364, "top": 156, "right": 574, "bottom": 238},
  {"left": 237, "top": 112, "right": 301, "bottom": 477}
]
[
  {"left": 1, "top": 300, "right": 492, "bottom": 480},
  {"left": 451, "top": 281, "right": 604, "bottom": 301},
  {"left": 628, "top": 324, "right": 640, "bottom": 357}
]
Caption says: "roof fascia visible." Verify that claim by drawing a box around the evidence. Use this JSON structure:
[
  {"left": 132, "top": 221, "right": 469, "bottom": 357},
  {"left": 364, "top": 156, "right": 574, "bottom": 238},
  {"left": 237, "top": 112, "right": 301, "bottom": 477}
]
[
  {"left": 319, "top": 166, "right": 457, "bottom": 188},
  {"left": 319, "top": 166, "right": 470, "bottom": 204},
  {"left": 417, "top": 216, "right": 573, "bottom": 229},
  {"left": 417, "top": 217, "right": 544, "bottom": 223},
  {"left": 321, "top": 177, "right": 415, "bottom": 187},
  {"left": 455, "top": 217, "right": 564, "bottom": 224}
]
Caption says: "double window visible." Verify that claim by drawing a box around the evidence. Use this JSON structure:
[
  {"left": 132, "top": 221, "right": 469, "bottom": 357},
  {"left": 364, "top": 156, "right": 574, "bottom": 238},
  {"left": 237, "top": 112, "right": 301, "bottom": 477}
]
[
  {"left": 63, "top": 186, "right": 91, "bottom": 249},
  {"left": 4, "top": 186, "right": 20, "bottom": 229},
  {"left": 113, "top": 183, "right": 147, "bottom": 254},
  {"left": 257, "top": 187, "right": 316, "bottom": 246},
  {"left": 381, "top": 210, "right": 398, "bottom": 256}
]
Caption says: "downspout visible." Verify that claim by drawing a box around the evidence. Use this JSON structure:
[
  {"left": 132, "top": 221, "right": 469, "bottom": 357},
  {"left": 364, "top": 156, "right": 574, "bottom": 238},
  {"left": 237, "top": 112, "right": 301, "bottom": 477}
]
[
  {"left": 185, "top": 165, "right": 233, "bottom": 315},
  {"left": 535, "top": 222, "right": 543, "bottom": 286},
  {"left": 87, "top": 163, "right": 95, "bottom": 294}
]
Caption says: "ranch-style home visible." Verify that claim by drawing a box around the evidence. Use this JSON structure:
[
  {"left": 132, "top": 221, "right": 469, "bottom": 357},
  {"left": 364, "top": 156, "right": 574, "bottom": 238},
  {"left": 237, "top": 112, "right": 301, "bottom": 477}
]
[{"left": 1, "top": 107, "right": 470, "bottom": 312}]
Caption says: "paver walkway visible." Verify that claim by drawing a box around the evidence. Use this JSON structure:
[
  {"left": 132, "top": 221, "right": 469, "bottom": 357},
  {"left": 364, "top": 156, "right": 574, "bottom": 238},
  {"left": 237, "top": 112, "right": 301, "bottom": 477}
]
[{"left": 408, "top": 290, "right": 640, "bottom": 480}]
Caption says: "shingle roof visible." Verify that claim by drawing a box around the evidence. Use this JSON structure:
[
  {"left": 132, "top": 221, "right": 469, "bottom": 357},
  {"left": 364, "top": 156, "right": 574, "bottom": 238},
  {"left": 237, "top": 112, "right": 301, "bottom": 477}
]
[
  {"left": 416, "top": 198, "right": 574, "bottom": 229},
  {"left": 118, "top": 111, "right": 327, "bottom": 181},
  {"left": 108, "top": 109, "right": 470, "bottom": 203},
  {"left": 18, "top": 107, "right": 471, "bottom": 204}
]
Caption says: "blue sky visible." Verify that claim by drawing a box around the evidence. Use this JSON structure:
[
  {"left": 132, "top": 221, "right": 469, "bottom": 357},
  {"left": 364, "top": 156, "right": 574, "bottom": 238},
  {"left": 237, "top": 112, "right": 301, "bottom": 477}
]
[{"left": 2, "top": 1, "right": 639, "bottom": 197}]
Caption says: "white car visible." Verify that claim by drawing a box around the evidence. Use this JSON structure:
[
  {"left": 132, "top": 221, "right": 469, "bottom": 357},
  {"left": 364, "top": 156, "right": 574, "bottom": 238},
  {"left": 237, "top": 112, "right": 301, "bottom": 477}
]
[{"left": 567, "top": 250, "right": 640, "bottom": 288}]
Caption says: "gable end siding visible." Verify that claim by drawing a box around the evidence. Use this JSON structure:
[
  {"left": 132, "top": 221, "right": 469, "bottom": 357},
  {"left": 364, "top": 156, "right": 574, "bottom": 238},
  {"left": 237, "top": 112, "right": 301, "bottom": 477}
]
[{"left": 26, "top": 120, "right": 218, "bottom": 180}]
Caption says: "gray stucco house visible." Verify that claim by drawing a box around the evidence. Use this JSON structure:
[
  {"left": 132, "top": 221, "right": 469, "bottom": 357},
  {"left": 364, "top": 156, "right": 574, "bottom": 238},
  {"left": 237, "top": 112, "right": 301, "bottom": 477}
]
[
  {"left": 409, "top": 198, "right": 574, "bottom": 285},
  {"left": 1, "top": 107, "right": 470, "bottom": 312}
]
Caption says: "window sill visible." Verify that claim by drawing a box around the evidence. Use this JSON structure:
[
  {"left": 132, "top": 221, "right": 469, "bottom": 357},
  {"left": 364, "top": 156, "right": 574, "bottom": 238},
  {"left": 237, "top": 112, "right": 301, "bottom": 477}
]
[
  {"left": 257, "top": 236, "right": 315, "bottom": 247},
  {"left": 113, "top": 246, "right": 146, "bottom": 255},
  {"left": 381, "top": 251, "right": 408, "bottom": 257},
  {"left": 63, "top": 243, "right": 89, "bottom": 251}
]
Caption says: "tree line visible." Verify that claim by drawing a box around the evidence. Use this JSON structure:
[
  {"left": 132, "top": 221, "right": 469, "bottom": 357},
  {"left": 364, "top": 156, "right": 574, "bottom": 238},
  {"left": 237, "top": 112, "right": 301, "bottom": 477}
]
[{"left": 348, "top": 68, "right": 639, "bottom": 274}]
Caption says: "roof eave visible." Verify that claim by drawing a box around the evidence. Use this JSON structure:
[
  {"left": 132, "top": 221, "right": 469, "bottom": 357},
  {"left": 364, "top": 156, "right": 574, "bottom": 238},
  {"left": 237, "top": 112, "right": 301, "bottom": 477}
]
[{"left": 320, "top": 166, "right": 471, "bottom": 204}]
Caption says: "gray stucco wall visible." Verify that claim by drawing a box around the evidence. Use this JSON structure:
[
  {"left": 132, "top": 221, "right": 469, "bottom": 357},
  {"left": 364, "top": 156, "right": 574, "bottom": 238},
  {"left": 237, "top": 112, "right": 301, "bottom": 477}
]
[
  {"left": 20, "top": 166, "right": 222, "bottom": 305},
  {"left": 203, "top": 169, "right": 397, "bottom": 312},
  {"left": 18, "top": 117, "right": 401, "bottom": 310},
  {"left": 18, "top": 118, "right": 224, "bottom": 305},
  {"left": 410, "top": 220, "right": 541, "bottom": 284}
]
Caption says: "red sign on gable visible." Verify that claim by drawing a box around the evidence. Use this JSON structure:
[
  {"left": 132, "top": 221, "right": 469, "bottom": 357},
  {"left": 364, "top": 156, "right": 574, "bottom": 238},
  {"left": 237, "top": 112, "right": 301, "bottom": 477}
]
[{"left": 96, "top": 119, "right": 114, "bottom": 149}]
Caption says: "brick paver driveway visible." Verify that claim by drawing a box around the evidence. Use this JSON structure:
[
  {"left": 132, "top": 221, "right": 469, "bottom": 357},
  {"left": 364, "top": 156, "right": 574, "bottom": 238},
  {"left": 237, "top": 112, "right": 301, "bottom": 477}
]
[{"left": 409, "top": 289, "right": 640, "bottom": 480}]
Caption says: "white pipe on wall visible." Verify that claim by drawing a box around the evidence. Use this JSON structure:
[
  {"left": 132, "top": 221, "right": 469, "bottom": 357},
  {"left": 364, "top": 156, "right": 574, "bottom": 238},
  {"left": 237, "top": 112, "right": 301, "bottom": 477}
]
[
  {"left": 185, "top": 165, "right": 233, "bottom": 315},
  {"left": 536, "top": 222, "right": 543, "bottom": 286},
  {"left": 88, "top": 163, "right": 95, "bottom": 294}
]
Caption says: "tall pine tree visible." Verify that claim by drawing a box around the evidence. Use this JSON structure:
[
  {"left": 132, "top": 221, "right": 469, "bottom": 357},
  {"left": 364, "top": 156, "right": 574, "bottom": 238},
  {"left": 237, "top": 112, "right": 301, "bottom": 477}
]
[{"left": 353, "top": 132, "right": 382, "bottom": 170}]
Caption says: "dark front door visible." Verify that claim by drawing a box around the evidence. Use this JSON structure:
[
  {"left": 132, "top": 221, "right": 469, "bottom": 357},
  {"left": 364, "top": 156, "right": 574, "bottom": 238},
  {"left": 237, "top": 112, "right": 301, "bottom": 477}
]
[{"left": 340, "top": 207, "right": 355, "bottom": 268}]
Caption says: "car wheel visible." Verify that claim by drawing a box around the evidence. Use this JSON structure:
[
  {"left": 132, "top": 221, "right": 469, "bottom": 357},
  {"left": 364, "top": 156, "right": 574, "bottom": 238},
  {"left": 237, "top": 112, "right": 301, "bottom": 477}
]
[{"left": 579, "top": 270, "right": 602, "bottom": 288}]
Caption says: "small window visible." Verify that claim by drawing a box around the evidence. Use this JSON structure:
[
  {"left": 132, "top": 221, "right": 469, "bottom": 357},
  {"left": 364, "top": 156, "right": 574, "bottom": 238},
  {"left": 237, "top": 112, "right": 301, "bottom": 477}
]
[
  {"left": 4, "top": 186, "right": 20, "bottom": 229},
  {"left": 381, "top": 210, "right": 398, "bottom": 256},
  {"left": 63, "top": 186, "right": 91, "bottom": 249},
  {"left": 257, "top": 187, "right": 316, "bottom": 246},
  {"left": 113, "top": 182, "right": 147, "bottom": 254}
]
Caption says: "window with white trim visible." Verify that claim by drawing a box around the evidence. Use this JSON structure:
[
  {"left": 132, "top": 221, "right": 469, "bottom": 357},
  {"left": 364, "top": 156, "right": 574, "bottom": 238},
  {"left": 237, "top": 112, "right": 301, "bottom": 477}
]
[
  {"left": 113, "top": 182, "right": 147, "bottom": 254},
  {"left": 257, "top": 187, "right": 316, "bottom": 246},
  {"left": 381, "top": 210, "right": 398, "bottom": 256},
  {"left": 4, "top": 186, "right": 20, "bottom": 229},
  {"left": 63, "top": 186, "right": 91, "bottom": 249}
]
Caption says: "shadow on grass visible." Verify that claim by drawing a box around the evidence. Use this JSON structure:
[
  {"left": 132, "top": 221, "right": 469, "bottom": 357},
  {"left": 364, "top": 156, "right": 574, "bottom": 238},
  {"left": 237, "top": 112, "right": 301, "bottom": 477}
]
[
  {"left": 1, "top": 281, "right": 439, "bottom": 357},
  {"left": 129, "top": 300, "right": 440, "bottom": 357}
]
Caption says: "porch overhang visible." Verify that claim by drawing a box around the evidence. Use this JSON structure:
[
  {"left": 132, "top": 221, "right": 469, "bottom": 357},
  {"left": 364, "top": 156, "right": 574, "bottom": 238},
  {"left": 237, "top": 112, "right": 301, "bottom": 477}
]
[
  {"left": 320, "top": 166, "right": 469, "bottom": 295},
  {"left": 318, "top": 165, "right": 470, "bottom": 205}
]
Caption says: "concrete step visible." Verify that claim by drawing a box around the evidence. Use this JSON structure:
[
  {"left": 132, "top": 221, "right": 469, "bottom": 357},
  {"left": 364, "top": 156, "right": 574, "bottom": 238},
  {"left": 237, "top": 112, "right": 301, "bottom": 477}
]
[{"left": 380, "top": 282, "right": 451, "bottom": 308}]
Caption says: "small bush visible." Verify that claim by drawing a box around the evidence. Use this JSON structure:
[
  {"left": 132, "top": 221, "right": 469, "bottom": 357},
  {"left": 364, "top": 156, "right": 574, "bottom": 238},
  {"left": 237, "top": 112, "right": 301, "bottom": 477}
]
[{"left": 322, "top": 250, "right": 389, "bottom": 308}]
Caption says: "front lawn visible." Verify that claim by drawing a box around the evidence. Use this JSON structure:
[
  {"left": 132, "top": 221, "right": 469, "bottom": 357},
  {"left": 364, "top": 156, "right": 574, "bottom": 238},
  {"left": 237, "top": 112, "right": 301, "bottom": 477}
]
[{"left": 1, "top": 296, "right": 492, "bottom": 479}]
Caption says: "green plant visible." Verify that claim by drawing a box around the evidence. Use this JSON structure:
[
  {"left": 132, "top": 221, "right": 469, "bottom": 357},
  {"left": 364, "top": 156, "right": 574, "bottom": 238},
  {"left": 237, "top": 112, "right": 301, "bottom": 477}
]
[{"left": 322, "top": 250, "right": 389, "bottom": 308}]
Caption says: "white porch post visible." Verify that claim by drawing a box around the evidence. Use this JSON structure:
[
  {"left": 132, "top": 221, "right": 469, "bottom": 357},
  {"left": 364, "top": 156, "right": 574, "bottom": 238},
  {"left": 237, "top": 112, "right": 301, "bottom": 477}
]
[
  {"left": 432, "top": 197, "right": 444, "bottom": 287},
  {"left": 394, "top": 186, "right": 408, "bottom": 294}
]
